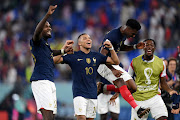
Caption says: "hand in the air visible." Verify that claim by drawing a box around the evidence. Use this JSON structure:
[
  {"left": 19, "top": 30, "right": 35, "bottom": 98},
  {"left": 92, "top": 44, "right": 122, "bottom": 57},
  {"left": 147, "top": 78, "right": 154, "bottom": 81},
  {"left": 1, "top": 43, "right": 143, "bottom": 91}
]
[{"left": 47, "top": 5, "right": 57, "bottom": 15}]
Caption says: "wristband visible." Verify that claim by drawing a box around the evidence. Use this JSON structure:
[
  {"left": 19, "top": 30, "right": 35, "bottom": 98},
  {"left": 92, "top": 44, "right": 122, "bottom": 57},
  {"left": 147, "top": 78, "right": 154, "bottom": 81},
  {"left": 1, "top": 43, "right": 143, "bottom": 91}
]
[
  {"left": 109, "top": 46, "right": 114, "bottom": 51},
  {"left": 133, "top": 44, "right": 137, "bottom": 49},
  {"left": 61, "top": 49, "right": 64, "bottom": 55}
]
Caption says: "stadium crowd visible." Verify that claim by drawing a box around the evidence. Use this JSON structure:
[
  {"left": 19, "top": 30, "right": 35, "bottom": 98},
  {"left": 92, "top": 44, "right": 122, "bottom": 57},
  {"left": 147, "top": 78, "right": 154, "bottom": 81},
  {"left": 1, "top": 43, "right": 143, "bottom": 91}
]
[{"left": 0, "top": 0, "right": 180, "bottom": 119}]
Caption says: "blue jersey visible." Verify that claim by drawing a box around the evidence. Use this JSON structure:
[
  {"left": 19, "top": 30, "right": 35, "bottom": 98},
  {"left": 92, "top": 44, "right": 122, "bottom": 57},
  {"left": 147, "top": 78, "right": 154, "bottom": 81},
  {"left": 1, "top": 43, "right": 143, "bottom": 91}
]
[
  {"left": 30, "top": 38, "right": 55, "bottom": 82},
  {"left": 63, "top": 51, "right": 107, "bottom": 99},
  {"left": 99, "top": 27, "right": 126, "bottom": 84},
  {"left": 99, "top": 27, "right": 126, "bottom": 57}
]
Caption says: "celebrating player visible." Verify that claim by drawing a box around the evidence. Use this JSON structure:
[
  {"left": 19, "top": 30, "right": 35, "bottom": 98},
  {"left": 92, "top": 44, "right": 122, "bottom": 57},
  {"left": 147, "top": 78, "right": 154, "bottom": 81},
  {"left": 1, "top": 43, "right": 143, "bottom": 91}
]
[
  {"left": 30, "top": 5, "right": 73, "bottom": 120},
  {"left": 97, "top": 19, "right": 149, "bottom": 119},
  {"left": 104, "top": 39, "right": 178, "bottom": 120},
  {"left": 53, "top": 33, "right": 120, "bottom": 120}
]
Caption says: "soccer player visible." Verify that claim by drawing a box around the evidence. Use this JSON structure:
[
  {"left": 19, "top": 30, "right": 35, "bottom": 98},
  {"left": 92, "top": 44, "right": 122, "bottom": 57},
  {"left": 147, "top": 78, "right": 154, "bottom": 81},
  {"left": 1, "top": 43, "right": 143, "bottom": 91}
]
[
  {"left": 104, "top": 39, "right": 178, "bottom": 120},
  {"left": 30, "top": 5, "right": 73, "bottom": 120},
  {"left": 53, "top": 33, "right": 120, "bottom": 120},
  {"left": 97, "top": 19, "right": 149, "bottom": 119},
  {"left": 128, "top": 39, "right": 177, "bottom": 120}
]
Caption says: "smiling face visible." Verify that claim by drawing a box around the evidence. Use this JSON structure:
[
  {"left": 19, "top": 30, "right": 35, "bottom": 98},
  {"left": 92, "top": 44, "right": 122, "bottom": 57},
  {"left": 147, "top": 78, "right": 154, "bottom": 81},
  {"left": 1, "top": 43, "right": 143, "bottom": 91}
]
[
  {"left": 144, "top": 40, "right": 155, "bottom": 57},
  {"left": 78, "top": 34, "right": 92, "bottom": 50},
  {"left": 41, "top": 21, "right": 52, "bottom": 39}
]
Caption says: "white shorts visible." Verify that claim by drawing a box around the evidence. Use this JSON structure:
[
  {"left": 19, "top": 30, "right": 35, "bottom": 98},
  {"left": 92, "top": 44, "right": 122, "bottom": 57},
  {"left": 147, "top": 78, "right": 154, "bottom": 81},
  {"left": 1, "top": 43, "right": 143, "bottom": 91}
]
[
  {"left": 131, "top": 95, "right": 168, "bottom": 120},
  {"left": 97, "top": 64, "right": 132, "bottom": 84},
  {"left": 31, "top": 80, "right": 57, "bottom": 114},
  {"left": 73, "top": 96, "right": 97, "bottom": 118},
  {"left": 97, "top": 93, "right": 120, "bottom": 114}
]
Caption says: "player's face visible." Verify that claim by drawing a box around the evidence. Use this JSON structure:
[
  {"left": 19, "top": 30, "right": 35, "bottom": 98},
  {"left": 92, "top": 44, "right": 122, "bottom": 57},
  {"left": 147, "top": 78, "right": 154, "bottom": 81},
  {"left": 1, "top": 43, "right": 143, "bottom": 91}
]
[
  {"left": 144, "top": 40, "right": 155, "bottom": 56},
  {"left": 125, "top": 28, "right": 138, "bottom": 38},
  {"left": 42, "top": 21, "right": 52, "bottom": 38},
  {"left": 78, "top": 34, "right": 92, "bottom": 49}
]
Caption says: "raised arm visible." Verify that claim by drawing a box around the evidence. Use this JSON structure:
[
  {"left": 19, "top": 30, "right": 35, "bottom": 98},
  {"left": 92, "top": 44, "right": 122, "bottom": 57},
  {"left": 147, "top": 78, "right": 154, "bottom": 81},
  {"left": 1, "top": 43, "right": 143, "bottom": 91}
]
[
  {"left": 33, "top": 5, "right": 57, "bottom": 43},
  {"left": 104, "top": 40, "right": 120, "bottom": 65},
  {"left": 53, "top": 40, "right": 74, "bottom": 56},
  {"left": 120, "top": 42, "right": 144, "bottom": 51}
]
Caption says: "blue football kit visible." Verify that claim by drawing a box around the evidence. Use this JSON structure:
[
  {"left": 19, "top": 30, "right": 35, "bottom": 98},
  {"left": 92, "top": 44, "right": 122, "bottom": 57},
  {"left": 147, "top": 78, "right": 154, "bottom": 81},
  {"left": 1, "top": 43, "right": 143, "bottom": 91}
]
[
  {"left": 63, "top": 51, "right": 107, "bottom": 99},
  {"left": 99, "top": 27, "right": 126, "bottom": 84},
  {"left": 30, "top": 38, "right": 55, "bottom": 82}
]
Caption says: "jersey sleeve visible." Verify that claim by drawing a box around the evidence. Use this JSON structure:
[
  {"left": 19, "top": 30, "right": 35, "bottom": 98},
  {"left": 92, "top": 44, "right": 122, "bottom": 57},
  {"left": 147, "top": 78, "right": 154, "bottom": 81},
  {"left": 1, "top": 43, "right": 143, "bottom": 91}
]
[
  {"left": 160, "top": 61, "right": 167, "bottom": 77},
  {"left": 128, "top": 60, "right": 134, "bottom": 77},
  {"left": 62, "top": 54, "right": 73, "bottom": 64},
  {"left": 98, "top": 53, "right": 108, "bottom": 64}
]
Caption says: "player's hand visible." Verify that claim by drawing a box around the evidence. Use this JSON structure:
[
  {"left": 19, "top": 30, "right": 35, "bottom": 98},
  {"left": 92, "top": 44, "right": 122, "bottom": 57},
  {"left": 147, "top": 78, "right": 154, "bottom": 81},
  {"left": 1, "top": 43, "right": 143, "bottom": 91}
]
[
  {"left": 171, "top": 108, "right": 180, "bottom": 114},
  {"left": 169, "top": 90, "right": 178, "bottom": 96},
  {"left": 109, "top": 93, "right": 119, "bottom": 106},
  {"left": 47, "top": 5, "right": 57, "bottom": 15},
  {"left": 64, "top": 46, "right": 74, "bottom": 54},
  {"left": 112, "top": 69, "right": 123, "bottom": 77},
  {"left": 136, "top": 42, "right": 145, "bottom": 49},
  {"left": 103, "top": 39, "right": 113, "bottom": 48},
  {"left": 62, "top": 40, "right": 74, "bottom": 49}
]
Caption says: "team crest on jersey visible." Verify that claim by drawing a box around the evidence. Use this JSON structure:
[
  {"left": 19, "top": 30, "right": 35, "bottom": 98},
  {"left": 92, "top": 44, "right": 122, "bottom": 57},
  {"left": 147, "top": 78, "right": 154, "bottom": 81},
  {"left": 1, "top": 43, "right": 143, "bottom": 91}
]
[
  {"left": 93, "top": 57, "right": 96, "bottom": 63},
  {"left": 86, "top": 58, "right": 91, "bottom": 64}
]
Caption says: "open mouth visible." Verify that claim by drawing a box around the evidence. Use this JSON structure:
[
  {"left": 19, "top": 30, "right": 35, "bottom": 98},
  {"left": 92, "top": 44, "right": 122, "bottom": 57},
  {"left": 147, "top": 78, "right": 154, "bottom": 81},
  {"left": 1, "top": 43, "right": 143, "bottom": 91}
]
[{"left": 147, "top": 50, "right": 152, "bottom": 54}]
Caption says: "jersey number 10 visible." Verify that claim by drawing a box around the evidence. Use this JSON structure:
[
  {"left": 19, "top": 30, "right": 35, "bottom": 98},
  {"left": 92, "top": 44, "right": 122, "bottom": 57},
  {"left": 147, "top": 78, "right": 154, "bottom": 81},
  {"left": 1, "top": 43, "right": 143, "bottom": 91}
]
[{"left": 85, "top": 67, "right": 93, "bottom": 75}]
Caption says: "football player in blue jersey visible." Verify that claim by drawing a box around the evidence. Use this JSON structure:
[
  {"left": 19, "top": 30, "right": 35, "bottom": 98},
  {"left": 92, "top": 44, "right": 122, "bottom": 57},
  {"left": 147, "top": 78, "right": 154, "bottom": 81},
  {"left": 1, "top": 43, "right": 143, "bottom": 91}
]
[
  {"left": 97, "top": 19, "right": 150, "bottom": 119},
  {"left": 53, "top": 33, "right": 120, "bottom": 120},
  {"left": 30, "top": 5, "right": 73, "bottom": 120}
]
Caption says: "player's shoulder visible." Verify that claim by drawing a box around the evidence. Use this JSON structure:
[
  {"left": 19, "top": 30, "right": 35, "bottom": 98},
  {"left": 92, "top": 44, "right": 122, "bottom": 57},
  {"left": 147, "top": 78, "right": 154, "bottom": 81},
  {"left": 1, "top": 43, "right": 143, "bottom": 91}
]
[
  {"left": 154, "top": 55, "right": 163, "bottom": 61},
  {"left": 133, "top": 55, "right": 143, "bottom": 61}
]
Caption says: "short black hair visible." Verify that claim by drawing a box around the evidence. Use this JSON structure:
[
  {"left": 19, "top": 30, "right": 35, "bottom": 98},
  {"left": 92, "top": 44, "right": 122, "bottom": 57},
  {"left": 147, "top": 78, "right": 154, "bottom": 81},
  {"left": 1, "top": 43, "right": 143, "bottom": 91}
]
[
  {"left": 143, "top": 39, "right": 156, "bottom": 47},
  {"left": 77, "top": 33, "right": 87, "bottom": 41},
  {"left": 126, "top": 19, "right": 141, "bottom": 31}
]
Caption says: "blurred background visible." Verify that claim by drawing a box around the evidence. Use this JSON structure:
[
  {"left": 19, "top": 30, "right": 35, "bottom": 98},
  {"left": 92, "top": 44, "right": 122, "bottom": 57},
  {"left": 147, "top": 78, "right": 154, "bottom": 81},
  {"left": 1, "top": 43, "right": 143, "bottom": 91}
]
[{"left": 0, "top": 0, "right": 180, "bottom": 120}]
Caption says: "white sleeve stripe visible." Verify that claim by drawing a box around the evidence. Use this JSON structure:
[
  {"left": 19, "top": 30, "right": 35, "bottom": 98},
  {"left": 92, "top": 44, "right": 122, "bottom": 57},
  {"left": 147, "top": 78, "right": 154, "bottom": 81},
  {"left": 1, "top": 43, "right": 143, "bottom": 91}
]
[{"left": 160, "top": 61, "right": 166, "bottom": 77}]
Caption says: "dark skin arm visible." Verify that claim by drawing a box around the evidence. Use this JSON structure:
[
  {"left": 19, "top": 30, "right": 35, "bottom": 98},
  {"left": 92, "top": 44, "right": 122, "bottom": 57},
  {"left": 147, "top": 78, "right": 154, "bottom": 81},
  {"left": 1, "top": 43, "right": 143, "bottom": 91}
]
[
  {"left": 100, "top": 47, "right": 123, "bottom": 77},
  {"left": 120, "top": 42, "right": 145, "bottom": 51},
  {"left": 33, "top": 5, "right": 57, "bottom": 43},
  {"left": 53, "top": 40, "right": 74, "bottom": 56}
]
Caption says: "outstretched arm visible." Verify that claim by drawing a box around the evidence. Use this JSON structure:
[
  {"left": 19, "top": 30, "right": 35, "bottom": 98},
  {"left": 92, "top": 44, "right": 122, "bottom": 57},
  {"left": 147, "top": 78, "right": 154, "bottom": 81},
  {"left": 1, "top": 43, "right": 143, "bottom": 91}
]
[
  {"left": 33, "top": 5, "right": 57, "bottom": 43},
  {"left": 120, "top": 42, "right": 144, "bottom": 51}
]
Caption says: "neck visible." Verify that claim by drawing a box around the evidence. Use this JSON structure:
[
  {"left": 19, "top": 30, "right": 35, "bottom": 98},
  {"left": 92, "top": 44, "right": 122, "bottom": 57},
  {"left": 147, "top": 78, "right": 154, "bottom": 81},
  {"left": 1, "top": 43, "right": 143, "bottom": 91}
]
[
  {"left": 80, "top": 47, "right": 90, "bottom": 54},
  {"left": 143, "top": 55, "right": 153, "bottom": 61}
]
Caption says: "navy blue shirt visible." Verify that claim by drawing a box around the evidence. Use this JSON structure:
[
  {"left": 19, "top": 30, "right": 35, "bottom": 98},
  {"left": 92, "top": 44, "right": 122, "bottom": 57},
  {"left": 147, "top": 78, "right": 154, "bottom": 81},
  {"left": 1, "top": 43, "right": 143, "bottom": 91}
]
[
  {"left": 30, "top": 38, "right": 55, "bottom": 82},
  {"left": 63, "top": 51, "right": 107, "bottom": 99},
  {"left": 99, "top": 27, "right": 126, "bottom": 57},
  {"left": 99, "top": 27, "right": 126, "bottom": 84}
]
